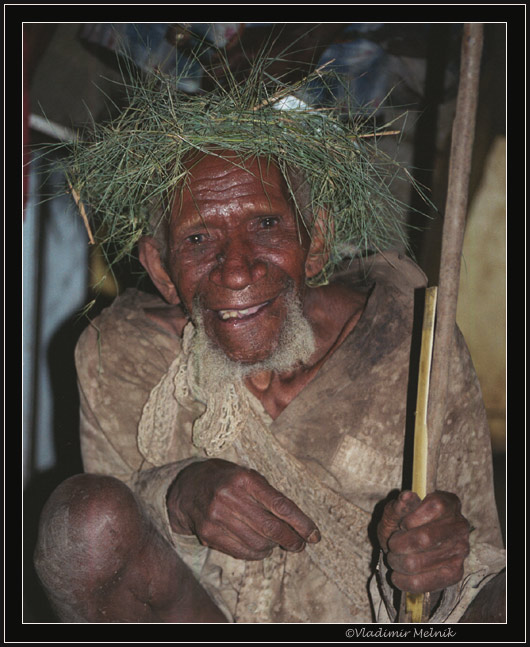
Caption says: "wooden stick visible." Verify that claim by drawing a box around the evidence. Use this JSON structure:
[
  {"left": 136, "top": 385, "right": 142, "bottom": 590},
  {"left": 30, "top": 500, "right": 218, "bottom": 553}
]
[
  {"left": 398, "top": 23, "right": 483, "bottom": 623},
  {"left": 426, "top": 23, "right": 484, "bottom": 492}
]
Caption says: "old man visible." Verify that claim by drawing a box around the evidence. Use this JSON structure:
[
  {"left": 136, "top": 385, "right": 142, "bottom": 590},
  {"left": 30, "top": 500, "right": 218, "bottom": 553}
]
[{"left": 34, "top": 64, "right": 505, "bottom": 623}]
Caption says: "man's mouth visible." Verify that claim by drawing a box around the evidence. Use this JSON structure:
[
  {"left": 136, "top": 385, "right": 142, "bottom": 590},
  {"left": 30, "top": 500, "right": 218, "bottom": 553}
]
[{"left": 217, "top": 301, "right": 270, "bottom": 321}]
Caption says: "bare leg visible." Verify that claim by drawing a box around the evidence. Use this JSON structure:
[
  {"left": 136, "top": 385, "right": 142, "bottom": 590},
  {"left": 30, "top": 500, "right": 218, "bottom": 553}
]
[{"left": 33, "top": 474, "right": 227, "bottom": 623}]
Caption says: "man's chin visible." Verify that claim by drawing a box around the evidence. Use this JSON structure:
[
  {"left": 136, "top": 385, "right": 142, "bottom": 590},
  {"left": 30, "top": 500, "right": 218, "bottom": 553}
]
[
  {"left": 191, "top": 291, "right": 316, "bottom": 380},
  {"left": 209, "top": 340, "right": 279, "bottom": 376},
  {"left": 209, "top": 333, "right": 277, "bottom": 364}
]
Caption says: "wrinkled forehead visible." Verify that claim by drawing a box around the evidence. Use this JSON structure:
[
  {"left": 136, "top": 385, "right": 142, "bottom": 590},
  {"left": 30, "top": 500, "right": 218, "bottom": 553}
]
[{"left": 178, "top": 150, "right": 290, "bottom": 204}]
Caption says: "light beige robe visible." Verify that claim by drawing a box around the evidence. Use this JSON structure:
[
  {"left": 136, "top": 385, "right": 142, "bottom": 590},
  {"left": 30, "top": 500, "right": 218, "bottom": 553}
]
[{"left": 76, "top": 252, "right": 505, "bottom": 623}]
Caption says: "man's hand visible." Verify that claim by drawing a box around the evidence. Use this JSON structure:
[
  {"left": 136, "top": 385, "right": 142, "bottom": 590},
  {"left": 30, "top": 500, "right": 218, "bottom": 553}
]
[
  {"left": 167, "top": 458, "right": 321, "bottom": 560},
  {"left": 377, "top": 490, "right": 470, "bottom": 594}
]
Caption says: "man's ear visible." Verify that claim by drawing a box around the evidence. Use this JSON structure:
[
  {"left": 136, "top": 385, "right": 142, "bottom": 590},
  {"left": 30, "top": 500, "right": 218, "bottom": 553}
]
[
  {"left": 138, "top": 236, "right": 180, "bottom": 305},
  {"left": 305, "top": 209, "right": 332, "bottom": 280}
]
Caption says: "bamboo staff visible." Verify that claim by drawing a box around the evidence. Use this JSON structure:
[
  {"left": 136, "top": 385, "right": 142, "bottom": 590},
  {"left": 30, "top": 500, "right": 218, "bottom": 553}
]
[{"left": 399, "top": 23, "right": 484, "bottom": 623}]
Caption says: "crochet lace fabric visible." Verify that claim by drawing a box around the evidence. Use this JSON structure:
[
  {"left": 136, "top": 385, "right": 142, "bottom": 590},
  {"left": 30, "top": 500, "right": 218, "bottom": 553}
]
[{"left": 138, "top": 322, "right": 373, "bottom": 619}]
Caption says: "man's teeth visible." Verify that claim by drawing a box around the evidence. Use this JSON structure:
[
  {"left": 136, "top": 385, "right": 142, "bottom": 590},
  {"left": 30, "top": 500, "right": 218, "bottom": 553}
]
[{"left": 218, "top": 303, "right": 265, "bottom": 320}]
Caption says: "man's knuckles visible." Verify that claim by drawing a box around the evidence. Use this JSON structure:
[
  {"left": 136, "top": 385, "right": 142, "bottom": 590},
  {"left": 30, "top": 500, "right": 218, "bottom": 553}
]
[
  {"left": 387, "top": 551, "right": 422, "bottom": 574},
  {"left": 193, "top": 514, "right": 221, "bottom": 543},
  {"left": 388, "top": 524, "right": 470, "bottom": 558},
  {"left": 392, "top": 512, "right": 470, "bottom": 552},
  {"left": 397, "top": 491, "right": 462, "bottom": 531},
  {"left": 387, "top": 526, "right": 431, "bottom": 553},
  {"left": 422, "top": 491, "right": 461, "bottom": 517},
  {"left": 388, "top": 538, "right": 469, "bottom": 575},
  {"left": 391, "top": 557, "right": 465, "bottom": 593}
]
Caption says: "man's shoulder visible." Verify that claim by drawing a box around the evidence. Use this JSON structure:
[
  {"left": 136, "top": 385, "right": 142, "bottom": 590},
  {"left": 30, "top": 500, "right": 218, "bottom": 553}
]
[
  {"left": 332, "top": 251, "right": 428, "bottom": 326},
  {"left": 76, "top": 288, "right": 156, "bottom": 339},
  {"left": 74, "top": 288, "right": 181, "bottom": 373},
  {"left": 347, "top": 251, "right": 428, "bottom": 293},
  {"left": 330, "top": 252, "right": 428, "bottom": 363}
]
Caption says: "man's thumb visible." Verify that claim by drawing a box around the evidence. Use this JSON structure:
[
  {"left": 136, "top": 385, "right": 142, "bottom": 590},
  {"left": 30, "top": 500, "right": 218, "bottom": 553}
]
[{"left": 377, "top": 491, "right": 421, "bottom": 552}]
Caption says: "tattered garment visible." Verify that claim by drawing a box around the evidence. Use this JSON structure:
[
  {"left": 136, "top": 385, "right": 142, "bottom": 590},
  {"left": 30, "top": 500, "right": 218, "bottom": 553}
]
[
  {"left": 138, "top": 320, "right": 375, "bottom": 620},
  {"left": 76, "top": 252, "right": 505, "bottom": 623}
]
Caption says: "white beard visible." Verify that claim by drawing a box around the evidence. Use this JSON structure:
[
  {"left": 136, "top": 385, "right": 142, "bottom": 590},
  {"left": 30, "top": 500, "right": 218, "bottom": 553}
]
[{"left": 189, "top": 290, "right": 317, "bottom": 384}]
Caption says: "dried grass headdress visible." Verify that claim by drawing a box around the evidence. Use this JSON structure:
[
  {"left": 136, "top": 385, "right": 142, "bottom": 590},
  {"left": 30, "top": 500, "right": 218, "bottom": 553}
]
[{"left": 48, "top": 40, "right": 426, "bottom": 290}]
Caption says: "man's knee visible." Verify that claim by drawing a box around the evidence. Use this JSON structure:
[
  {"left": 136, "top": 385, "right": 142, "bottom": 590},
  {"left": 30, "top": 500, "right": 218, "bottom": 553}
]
[
  {"left": 34, "top": 473, "right": 145, "bottom": 597},
  {"left": 34, "top": 473, "right": 227, "bottom": 623}
]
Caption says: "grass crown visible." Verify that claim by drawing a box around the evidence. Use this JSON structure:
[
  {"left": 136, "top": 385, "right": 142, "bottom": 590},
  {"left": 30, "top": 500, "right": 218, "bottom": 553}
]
[{"left": 48, "top": 41, "right": 427, "bottom": 289}]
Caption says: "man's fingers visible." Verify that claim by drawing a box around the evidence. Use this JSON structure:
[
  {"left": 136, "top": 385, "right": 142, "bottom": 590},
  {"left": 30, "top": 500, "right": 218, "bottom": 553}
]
[
  {"left": 210, "top": 490, "right": 309, "bottom": 553},
  {"left": 398, "top": 491, "right": 462, "bottom": 531},
  {"left": 387, "top": 533, "right": 470, "bottom": 574},
  {"left": 377, "top": 491, "right": 421, "bottom": 551},
  {"left": 378, "top": 490, "right": 470, "bottom": 594},
  {"left": 242, "top": 505, "right": 310, "bottom": 552},
  {"left": 387, "top": 514, "right": 470, "bottom": 555},
  {"left": 174, "top": 460, "right": 320, "bottom": 559},
  {"left": 390, "top": 555, "right": 466, "bottom": 594},
  {"left": 247, "top": 472, "right": 320, "bottom": 545},
  {"left": 203, "top": 468, "right": 319, "bottom": 554},
  {"left": 200, "top": 520, "right": 275, "bottom": 561}
]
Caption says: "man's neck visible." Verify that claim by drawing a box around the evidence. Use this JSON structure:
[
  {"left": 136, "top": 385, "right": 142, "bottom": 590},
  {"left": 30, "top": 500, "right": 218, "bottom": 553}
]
[
  {"left": 244, "top": 283, "right": 367, "bottom": 419},
  {"left": 246, "top": 370, "right": 274, "bottom": 392}
]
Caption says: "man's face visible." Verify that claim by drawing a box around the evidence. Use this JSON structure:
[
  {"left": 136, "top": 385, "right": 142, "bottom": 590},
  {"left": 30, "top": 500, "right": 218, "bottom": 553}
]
[{"left": 166, "top": 152, "right": 312, "bottom": 365}]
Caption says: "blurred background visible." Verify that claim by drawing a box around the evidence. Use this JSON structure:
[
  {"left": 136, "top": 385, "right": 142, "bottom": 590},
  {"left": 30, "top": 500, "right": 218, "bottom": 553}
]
[{"left": 22, "top": 22, "right": 506, "bottom": 622}]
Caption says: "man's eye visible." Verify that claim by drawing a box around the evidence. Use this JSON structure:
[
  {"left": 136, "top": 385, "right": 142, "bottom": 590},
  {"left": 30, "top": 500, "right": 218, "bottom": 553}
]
[
  {"left": 260, "top": 217, "right": 279, "bottom": 228},
  {"left": 186, "top": 233, "right": 207, "bottom": 244}
]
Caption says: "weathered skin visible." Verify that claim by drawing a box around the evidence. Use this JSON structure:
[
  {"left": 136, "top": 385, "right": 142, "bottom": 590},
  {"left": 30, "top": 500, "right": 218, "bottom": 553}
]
[
  {"left": 33, "top": 473, "right": 227, "bottom": 622},
  {"left": 34, "top": 152, "right": 482, "bottom": 622},
  {"left": 167, "top": 458, "right": 321, "bottom": 561},
  {"left": 377, "top": 490, "right": 470, "bottom": 594}
]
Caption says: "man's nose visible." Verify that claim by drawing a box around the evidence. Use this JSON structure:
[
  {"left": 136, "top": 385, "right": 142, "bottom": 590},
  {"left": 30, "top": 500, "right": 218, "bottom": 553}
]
[{"left": 209, "top": 238, "right": 267, "bottom": 290}]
